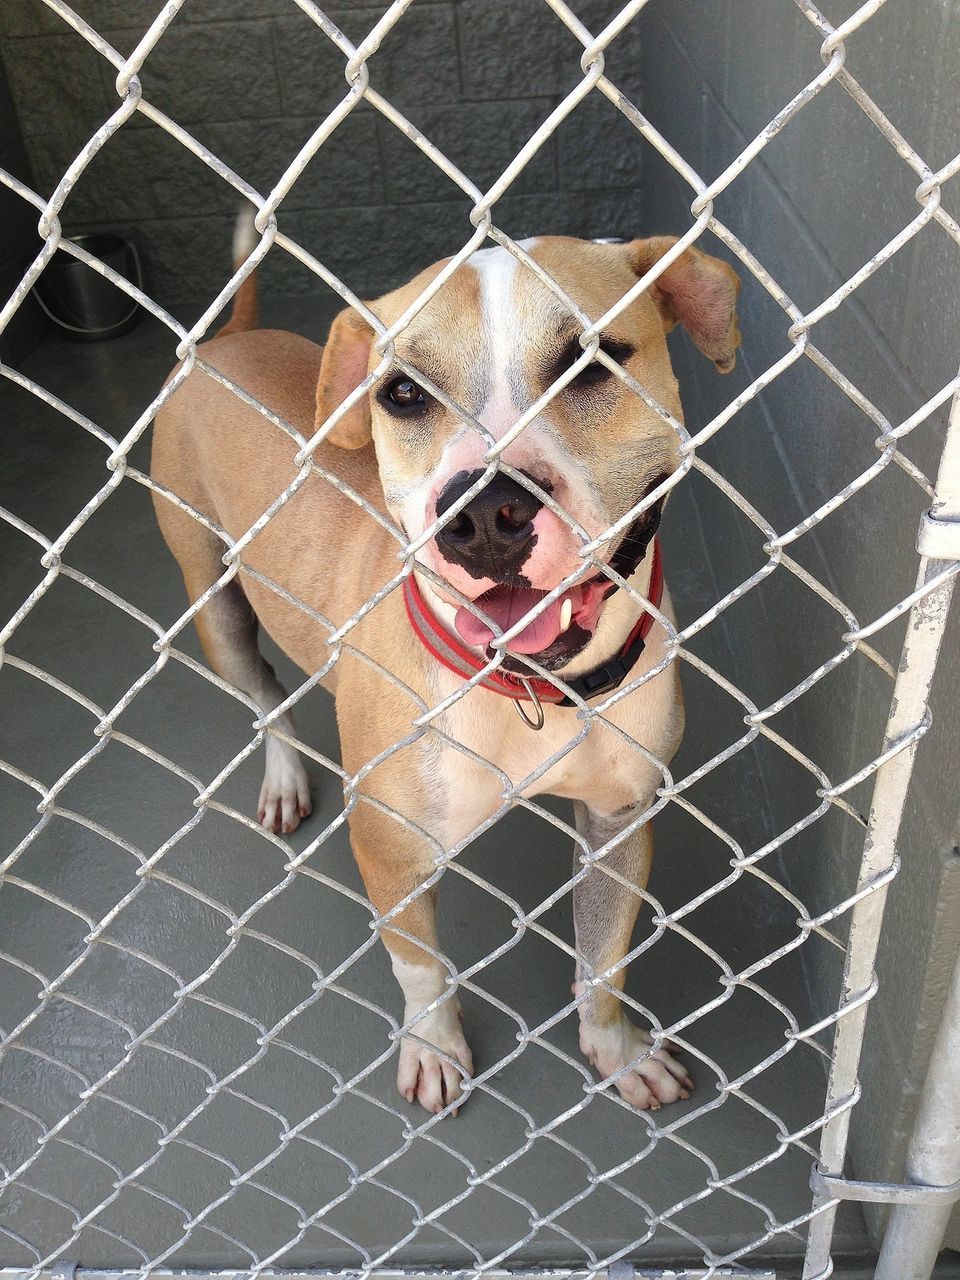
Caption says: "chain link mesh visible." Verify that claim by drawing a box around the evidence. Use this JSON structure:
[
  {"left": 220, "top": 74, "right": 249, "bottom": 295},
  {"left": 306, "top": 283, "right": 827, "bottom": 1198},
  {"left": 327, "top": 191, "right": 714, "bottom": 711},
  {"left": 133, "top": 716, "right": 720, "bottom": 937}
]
[{"left": 1, "top": 1, "right": 959, "bottom": 1278}]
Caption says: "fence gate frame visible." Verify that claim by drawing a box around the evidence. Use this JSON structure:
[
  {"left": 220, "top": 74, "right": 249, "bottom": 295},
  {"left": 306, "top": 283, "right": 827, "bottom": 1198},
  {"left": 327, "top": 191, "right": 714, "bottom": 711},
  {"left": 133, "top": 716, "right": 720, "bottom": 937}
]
[{"left": 2, "top": 0, "right": 960, "bottom": 1277}]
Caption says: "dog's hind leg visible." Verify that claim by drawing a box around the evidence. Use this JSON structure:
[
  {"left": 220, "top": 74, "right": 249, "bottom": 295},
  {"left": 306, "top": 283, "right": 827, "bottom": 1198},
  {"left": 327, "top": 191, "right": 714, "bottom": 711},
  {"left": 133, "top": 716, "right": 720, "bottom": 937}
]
[
  {"left": 165, "top": 522, "right": 312, "bottom": 834},
  {"left": 572, "top": 800, "right": 692, "bottom": 1109}
]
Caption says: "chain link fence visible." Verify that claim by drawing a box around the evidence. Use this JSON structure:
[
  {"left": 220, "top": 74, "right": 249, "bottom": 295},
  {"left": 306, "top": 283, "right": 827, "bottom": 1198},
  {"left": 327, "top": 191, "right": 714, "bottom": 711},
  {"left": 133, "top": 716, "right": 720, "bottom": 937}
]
[{"left": 1, "top": 1, "right": 959, "bottom": 1278}]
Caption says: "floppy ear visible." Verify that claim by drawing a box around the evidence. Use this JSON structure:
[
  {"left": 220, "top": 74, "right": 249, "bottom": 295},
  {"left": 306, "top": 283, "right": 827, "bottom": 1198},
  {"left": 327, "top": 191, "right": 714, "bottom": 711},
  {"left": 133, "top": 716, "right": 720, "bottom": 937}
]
[
  {"left": 628, "top": 236, "right": 741, "bottom": 373},
  {"left": 315, "top": 306, "right": 376, "bottom": 448}
]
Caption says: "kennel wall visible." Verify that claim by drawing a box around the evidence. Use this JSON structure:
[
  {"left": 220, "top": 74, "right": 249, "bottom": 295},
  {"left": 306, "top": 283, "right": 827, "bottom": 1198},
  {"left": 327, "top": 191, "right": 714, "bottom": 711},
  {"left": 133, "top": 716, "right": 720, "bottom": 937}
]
[
  {"left": 637, "top": 0, "right": 960, "bottom": 1249},
  {"left": 1, "top": 1, "right": 960, "bottom": 1278},
  {"left": 0, "top": 0, "right": 651, "bottom": 311},
  {"left": 0, "top": 52, "right": 47, "bottom": 360}
]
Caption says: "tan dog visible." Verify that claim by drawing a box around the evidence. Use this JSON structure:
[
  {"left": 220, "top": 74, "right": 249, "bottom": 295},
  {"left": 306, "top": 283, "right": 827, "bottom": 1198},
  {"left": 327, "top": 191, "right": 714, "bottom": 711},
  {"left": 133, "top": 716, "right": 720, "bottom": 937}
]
[{"left": 151, "top": 224, "right": 740, "bottom": 1116}]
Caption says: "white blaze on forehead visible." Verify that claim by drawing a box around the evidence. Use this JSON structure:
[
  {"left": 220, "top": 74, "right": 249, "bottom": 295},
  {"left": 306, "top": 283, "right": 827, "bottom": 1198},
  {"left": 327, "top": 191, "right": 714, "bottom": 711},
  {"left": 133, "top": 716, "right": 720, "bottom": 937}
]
[
  {"left": 469, "top": 240, "right": 537, "bottom": 437},
  {"left": 390, "top": 237, "right": 599, "bottom": 558}
]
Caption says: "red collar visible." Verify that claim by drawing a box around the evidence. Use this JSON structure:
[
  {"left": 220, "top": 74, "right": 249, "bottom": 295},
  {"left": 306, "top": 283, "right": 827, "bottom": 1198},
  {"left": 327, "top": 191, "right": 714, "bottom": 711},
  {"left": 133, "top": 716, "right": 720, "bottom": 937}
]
[{"left": 402, "top": 538, "right": 663, "bottom": 707}]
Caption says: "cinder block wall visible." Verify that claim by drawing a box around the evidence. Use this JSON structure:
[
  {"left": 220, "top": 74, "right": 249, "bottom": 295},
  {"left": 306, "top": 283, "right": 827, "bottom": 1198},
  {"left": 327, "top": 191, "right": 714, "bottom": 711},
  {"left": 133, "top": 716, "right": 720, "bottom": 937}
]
[
  {"left": 0, "top": 49, "right": 47, "bottom": 361},
  {"left": 637, "top": 0, "right": 960, "bottom": 1247},
  {"left": 1, "top": 0, "right": 648, "bottom": 317}
]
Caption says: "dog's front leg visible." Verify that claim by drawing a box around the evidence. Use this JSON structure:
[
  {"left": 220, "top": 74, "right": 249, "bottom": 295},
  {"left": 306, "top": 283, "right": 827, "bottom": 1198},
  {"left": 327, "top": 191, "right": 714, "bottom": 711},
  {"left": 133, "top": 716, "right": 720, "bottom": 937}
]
[
  {"left": 351, "top": 809, "right": 473, "bottom": 1115},
  {"left": 572, "top": 800, "right": 693, "bottom": 1110}
]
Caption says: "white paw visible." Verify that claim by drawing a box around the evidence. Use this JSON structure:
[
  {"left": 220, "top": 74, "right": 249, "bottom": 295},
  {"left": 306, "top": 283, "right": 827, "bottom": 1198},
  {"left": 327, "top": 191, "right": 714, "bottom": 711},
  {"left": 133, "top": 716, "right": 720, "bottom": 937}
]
[
  {"left": 580, "top": 1015, "right": 692, "bottom": 1110},
  {"left": 257, "top": 737, "right": 312, "bottom": 834},
  {"left": 397, "top": 1004, "right": 473, "bottom": 1115}
]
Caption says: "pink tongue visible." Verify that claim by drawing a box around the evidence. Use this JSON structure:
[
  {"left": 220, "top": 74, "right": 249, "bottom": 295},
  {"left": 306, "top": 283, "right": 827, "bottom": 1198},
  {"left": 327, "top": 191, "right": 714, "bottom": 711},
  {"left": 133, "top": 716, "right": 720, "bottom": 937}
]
[{"left": 455, "top": 587, "right": 569, "bottom": 654}]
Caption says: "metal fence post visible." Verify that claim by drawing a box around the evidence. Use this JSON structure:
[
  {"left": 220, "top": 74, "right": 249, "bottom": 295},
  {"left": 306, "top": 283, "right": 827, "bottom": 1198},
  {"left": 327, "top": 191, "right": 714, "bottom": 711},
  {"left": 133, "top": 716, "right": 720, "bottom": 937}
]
[
  {"left": 870, "top": 393, "right": 960, "bottom": 1280},
  {"left": 874, "top": 930, "right": 960, "bottom": 1280},
  {"left": 802, "top": 380, "right": 960, "bottom": 1280}
]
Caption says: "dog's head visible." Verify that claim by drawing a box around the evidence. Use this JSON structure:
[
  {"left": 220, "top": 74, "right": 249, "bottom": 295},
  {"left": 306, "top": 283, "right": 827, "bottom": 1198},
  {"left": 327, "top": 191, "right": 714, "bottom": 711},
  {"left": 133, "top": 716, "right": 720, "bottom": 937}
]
[{"left": 315, "top": 236, "right": 740, "bottom": 673}]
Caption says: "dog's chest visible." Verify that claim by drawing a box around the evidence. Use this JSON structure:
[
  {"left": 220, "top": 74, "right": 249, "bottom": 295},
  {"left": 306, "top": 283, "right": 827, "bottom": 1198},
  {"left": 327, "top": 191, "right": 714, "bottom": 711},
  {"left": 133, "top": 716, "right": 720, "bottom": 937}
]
[{"left": 423, "top": 661, "right": 678, "bottom": 844}]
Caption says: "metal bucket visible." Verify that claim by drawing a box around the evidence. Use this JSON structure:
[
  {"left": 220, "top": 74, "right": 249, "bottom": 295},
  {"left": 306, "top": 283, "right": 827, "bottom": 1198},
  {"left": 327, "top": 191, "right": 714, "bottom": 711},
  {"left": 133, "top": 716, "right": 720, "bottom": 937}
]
[{"left": 33, "top": 232, "right": 142, "bottom": 341}]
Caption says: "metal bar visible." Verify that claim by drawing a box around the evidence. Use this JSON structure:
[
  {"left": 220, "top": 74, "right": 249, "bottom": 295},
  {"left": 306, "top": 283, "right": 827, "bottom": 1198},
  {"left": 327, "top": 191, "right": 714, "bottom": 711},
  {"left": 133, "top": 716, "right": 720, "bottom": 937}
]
[
  {"left": 0, "top": 1272, "right": 778, "bottom": 1280},
  {"left": 810, "top": 1164, "right": 960, "bottom": 1207},
  {"left": 802, "top": 369, "right": 960, "bottom": 1278}
]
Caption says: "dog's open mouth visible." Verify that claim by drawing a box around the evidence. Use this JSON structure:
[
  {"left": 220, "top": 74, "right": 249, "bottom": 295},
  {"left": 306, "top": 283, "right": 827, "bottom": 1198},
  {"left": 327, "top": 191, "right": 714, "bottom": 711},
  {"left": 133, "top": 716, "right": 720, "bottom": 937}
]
[
  {"left": 454, "top": 578, "right": 610, "bottom": 664},
  {"left": 446, "top": 481, "right": 668, "bottom": 672}
]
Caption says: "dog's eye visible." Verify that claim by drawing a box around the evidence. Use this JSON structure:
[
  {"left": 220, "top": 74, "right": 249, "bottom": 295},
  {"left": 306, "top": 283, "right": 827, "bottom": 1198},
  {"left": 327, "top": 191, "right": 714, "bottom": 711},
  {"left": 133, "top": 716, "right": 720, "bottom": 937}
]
[
  {"left": 572, "top": 337, "right": 634, "bottom": 388},
  {"left": 382, "top": 376, "right": 427, "bottom": 412},
  {"left": 553, "top": 335, "right": 634, "bottom": 392},
  {"left": 573, "top": 359, "right": 613, "bottom": 388}
]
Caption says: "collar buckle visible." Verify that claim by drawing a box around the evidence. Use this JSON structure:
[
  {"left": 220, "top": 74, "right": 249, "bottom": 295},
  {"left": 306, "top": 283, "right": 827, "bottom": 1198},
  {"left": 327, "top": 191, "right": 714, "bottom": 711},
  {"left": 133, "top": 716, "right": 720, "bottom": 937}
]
[{"left": 562, "top": 644, "right": 643, "bottom": 705}]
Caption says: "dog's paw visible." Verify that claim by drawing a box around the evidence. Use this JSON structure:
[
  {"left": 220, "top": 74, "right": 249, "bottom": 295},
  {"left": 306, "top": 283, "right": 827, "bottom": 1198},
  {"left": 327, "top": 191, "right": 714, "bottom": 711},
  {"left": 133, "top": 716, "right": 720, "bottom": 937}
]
[
  {"left": 397, "top": 1013, "right": 474, "bottom": 1116},
  {"left": 258, "top": 739, "right": 312, "bottom": 834},
  {"left": 580, "top": 1016, "right": 692, "bottom": 1111}
]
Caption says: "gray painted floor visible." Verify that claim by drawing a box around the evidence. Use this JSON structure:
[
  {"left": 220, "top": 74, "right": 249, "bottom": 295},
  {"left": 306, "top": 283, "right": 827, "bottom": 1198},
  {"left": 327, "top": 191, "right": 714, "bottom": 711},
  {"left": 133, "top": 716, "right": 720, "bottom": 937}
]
[{"left": 0, "top": 303, "right": 871, "bottom": 1274}]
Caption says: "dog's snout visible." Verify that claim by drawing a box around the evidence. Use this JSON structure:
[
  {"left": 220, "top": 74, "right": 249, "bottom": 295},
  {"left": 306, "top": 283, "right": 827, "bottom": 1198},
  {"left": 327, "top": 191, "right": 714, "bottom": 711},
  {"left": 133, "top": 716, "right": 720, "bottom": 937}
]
[{"left": 435, "top": 469, "right": 542, "bottom": 580}]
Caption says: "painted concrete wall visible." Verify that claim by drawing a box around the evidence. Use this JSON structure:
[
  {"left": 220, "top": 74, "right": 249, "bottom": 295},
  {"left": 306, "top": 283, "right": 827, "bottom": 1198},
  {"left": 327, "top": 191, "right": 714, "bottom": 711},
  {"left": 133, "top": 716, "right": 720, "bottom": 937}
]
[
  {"left": 0, "top": 0, "right": 649, "bottom": 315},
  {"left": 637, "top": 0, "right": 960, "bottom": 1247}
]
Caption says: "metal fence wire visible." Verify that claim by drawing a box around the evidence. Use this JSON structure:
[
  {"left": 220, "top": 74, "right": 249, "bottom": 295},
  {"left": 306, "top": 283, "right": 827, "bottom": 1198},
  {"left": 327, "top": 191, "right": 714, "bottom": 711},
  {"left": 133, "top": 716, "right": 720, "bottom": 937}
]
[{"left": 1, "top": 1, "right": 960, "bottom": 1279}]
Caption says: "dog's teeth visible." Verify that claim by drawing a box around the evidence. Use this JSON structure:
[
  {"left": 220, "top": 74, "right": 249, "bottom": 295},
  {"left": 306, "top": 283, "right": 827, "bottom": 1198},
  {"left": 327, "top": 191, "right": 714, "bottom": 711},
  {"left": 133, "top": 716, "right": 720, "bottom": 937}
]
[{"left": 559, "top": 599, "right": 573, "bottom": 633}]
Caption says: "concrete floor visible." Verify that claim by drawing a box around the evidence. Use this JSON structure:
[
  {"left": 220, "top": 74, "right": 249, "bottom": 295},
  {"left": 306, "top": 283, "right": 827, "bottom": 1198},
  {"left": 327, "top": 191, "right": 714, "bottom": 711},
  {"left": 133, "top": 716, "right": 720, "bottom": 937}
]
[{"left": 0, "top": 303, "right": 871, "bottom": 1275}]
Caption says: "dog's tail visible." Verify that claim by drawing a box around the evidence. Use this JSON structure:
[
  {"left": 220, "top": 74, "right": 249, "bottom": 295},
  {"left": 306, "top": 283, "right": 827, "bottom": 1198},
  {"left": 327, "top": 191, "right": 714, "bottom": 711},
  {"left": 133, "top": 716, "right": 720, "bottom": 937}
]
[{"left": 216, "top": 207, "right": 259, "bottom": 337}]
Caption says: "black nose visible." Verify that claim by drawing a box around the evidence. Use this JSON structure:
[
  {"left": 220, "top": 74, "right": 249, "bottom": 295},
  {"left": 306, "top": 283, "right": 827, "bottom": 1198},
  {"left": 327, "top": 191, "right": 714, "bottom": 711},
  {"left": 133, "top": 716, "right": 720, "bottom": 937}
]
[{"left": 435, "top": 468, "right": 543, "bottom": 581}]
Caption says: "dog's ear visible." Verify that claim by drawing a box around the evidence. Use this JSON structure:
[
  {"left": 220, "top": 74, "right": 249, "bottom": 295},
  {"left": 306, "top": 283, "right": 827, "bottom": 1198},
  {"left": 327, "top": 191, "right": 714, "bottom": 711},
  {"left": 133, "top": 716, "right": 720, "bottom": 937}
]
[
  {"left": 628, "top": 236, "right": 741, "bottom": 373},
  {"left": 315, "top": 306, "right": 376, "bottom": 448}
]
